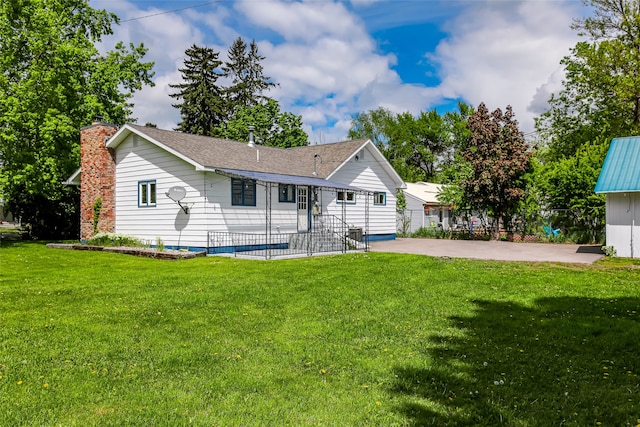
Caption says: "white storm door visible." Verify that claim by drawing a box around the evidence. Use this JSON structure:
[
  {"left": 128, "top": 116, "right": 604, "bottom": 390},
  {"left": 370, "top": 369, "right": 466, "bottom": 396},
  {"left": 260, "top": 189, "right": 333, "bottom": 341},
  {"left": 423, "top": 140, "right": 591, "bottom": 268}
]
[{"left": 297, "top": 186, "right": 309, "bottom": 232}]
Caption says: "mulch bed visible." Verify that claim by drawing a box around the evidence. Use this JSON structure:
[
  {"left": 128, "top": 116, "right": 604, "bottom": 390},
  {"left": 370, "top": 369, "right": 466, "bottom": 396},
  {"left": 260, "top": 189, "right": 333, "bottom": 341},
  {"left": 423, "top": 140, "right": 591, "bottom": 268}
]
[{"left": 46, "top": 243, "right": 206, "bottom": 260}]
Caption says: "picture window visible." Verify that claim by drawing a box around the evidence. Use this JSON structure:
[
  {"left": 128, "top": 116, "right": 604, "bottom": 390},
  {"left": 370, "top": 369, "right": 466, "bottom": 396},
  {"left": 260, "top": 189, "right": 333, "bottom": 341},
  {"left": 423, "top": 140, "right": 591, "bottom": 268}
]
[{"left": 232, "top": 178, "right": 256, "bottom": 206}]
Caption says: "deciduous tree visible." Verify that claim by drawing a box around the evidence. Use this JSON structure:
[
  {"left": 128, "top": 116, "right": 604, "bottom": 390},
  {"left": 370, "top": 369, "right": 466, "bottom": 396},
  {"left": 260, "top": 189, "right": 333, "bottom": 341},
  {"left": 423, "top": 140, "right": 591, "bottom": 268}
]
[
  {"left": 214, "top": 99, "right": 308, "bottom": 148},
  {"left": 348, "top": 107, "right": 395, "bottom": 148},
  {"left": 539, "top": 138, "right": 608, "bottom": 242},
  {"left": 463, "top": 103, "right": 534, "bottom": 240},
  {"left": 0, "top": 0, "right": 154, "bottom": 238},
  {"left": 348, "top": 103, "right": 472, "bottom": 182},
  {"left": 537, "top": 0, "right": 640, "bottom": 159}
]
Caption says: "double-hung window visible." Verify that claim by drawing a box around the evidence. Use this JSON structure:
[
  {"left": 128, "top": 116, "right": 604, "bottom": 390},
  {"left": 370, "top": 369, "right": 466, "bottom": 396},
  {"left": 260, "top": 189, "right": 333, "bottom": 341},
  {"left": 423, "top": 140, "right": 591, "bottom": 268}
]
[
  {"left": 373, "top": 192, "right": 386, "bottom": 205},
  {"left": 138, "top": 180, "right": 156, "bottom": 207},
  {"left": 337, "top": 191, "right": 355, "bottom": 204},
  {"left": 232, "top": 178, "right": 256, "bottom": 206},
  {"left": 279, "top": 184, "right": 296, "bottom": 203}
]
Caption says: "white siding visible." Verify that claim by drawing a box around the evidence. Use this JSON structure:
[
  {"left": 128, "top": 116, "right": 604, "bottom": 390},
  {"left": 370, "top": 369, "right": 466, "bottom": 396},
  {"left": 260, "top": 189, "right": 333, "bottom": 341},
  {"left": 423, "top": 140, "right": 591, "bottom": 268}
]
[
  {"left": 113, "top": 135, "right": 401, "bottom": 247},
  {"left": 114, "top": 134, "right": 208, "bottom": 248},
  {"left": 323, "top": 144, "right": 399, "bottom": 236},
  {"left": 114, "top": 135, "right": 300, "bottom": 247},
  {"left": 398, "top": 193, "right": 452, "bottom": 234},
  {"left": 402, "top": 193, "right": 427, "bottom": 233},
  {"left": 606, "top": 193, "right": 640, "bottom": 258},
  {"left": 204, "top": 177, "right": 298, "bottom": 234}
]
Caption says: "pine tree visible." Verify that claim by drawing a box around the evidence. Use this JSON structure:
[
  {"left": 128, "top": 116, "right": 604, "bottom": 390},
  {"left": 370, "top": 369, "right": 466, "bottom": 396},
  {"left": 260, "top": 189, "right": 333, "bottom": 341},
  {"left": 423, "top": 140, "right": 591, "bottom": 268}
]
[
  {"left": 169, "top": 44, "right": 225, "bottom": 135},
  {"left": 223, "top": 38, "right": 276, "bottom": 113}
]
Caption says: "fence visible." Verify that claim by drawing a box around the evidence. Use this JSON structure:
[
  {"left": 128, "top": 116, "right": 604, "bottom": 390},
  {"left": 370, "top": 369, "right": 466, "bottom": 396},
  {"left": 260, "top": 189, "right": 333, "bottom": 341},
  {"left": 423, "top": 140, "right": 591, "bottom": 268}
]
[{"left": 207, "top": 215, "right": 368, "bottom": 259}]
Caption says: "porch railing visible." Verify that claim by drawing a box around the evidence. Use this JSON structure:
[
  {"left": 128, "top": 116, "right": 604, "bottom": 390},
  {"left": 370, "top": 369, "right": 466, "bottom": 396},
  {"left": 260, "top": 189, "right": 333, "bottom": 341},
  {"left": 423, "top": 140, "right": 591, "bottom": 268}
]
[{"left": 207, "top": 214, "right": 368, "bottom": 259}]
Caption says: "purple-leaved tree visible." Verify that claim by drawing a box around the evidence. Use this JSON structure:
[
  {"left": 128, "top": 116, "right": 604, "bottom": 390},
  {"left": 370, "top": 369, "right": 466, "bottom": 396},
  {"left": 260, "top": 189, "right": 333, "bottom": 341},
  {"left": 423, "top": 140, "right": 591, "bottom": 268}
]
[{"left": 463, "top": 103, "right": 534, "bottom": 240}]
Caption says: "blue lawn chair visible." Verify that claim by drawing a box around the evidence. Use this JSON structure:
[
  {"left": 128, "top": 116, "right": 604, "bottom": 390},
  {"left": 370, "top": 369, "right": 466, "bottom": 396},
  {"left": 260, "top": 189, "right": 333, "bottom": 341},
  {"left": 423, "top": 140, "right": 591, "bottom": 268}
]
[{"left": 543, "top": 224, "right": 561, "bottom": 237}]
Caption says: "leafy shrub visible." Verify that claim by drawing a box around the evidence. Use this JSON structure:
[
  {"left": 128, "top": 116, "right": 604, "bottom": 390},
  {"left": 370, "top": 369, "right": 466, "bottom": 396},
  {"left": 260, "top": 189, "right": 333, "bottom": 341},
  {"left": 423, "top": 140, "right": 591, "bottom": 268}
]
[
  {"left": 412, "top": 227, "right": 450, "bottom": 239},
  {"left": 92, "top": 198, "right": 102, "bottom": 234},
  {"left": 87, "top": 232, "right": 145, "bottom": 247}
]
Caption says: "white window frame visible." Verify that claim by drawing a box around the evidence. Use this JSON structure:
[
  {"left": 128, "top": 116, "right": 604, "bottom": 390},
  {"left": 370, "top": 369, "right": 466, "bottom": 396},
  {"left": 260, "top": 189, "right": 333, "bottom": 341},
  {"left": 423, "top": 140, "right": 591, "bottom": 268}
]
[
  {"left": 138, "top": 180, "right": 157, "bottom": 207},
  {"left": 337, "top": 191, "right": 356, "bottom": 204}
]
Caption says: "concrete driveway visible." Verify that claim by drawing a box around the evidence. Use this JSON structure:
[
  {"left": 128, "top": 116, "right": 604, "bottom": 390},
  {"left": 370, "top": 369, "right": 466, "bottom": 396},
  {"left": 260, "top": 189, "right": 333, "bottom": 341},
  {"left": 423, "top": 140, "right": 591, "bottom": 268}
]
[{"left": 370, "top": 238, "right": 604, "bottom": 264}]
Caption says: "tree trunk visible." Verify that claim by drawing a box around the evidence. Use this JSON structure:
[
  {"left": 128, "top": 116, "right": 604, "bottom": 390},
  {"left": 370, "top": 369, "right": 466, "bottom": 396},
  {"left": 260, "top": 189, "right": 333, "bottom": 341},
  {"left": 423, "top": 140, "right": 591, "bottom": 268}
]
[{"left": 492, "top": 214, "right": 502, "bottom": 241}]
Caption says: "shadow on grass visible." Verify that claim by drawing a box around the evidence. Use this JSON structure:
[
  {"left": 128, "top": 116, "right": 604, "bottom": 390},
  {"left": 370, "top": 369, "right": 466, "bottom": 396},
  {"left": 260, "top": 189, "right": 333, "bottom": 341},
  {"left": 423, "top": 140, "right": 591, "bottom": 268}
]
[
  {"left": 0, "top": 238, "right": 27, "bottom": 248},
  {"left": 391, "top": 297, "right": 640, "bottom": 426}
]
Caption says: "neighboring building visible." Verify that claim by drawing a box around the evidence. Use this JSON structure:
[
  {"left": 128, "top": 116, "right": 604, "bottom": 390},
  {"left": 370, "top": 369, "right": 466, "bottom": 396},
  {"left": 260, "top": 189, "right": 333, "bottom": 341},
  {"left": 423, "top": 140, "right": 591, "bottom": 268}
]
[
  {"left": 67, "top": 120, "right": 405, "bottom": 257},
  {"left": 399, "top": 182, "right": 452, "bottom": 234},
  {"left": 595, "top": 136, "right": 640, "bottom": 258},
  {"left": 0, "top": 197, "right": 13, "bottom": 223}
]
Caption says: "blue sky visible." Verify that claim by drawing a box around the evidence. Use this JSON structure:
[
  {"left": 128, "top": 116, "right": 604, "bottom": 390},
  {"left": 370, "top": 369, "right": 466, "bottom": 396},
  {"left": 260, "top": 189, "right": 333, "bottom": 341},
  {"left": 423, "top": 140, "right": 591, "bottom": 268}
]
[{"left": 92, "top": 0, "right": 588, "bottom": 143}]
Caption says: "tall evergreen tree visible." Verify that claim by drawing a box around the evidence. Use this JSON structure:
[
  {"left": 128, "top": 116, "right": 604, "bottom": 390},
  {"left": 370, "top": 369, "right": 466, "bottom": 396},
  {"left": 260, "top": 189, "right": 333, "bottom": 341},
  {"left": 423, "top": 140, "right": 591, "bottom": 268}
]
[
  {"left": 169, "top": 44, "right": 224, "bottom": 135},
  {"left": 0, "top": 0, "right": 154, "bottom": 238},
  {"left": 223, "top": 38, "right": 276, "bottom": 113}
]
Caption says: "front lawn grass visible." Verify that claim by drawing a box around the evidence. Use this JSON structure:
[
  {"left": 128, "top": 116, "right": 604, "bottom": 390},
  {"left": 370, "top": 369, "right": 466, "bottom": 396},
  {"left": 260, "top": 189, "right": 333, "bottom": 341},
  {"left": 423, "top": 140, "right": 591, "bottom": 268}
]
[{"left": 1, "top": 242, "right": 639, "bottom": 426}]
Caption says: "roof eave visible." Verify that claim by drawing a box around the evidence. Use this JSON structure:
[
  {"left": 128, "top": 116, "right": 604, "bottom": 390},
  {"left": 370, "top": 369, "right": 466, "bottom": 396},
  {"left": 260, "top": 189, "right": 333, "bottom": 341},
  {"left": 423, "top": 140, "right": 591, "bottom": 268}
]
[
  {"left": 64, "top": 167, "right": 81, "bottom": 186},
  {"left": 326, "top": 139, "right": 406, "bottom": 189},
  {"left": 108, "top": 125, "right": 206, "bottom": 171},
  {"left": 595, "top": 188, "right": 639, "bottom": 194}
]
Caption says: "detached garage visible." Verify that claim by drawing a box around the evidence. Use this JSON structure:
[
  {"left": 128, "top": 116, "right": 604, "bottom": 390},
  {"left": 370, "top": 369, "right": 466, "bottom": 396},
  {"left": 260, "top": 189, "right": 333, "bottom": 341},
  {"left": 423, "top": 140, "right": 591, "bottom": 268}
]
[{"left": 595, "top": 136, "right": 640, "bottom": 258}]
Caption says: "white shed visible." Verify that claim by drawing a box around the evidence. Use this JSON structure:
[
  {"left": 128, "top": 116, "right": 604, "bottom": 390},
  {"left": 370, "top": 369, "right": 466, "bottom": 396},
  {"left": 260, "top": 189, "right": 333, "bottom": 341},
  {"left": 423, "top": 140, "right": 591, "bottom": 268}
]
[
  {"left": 595, "top": 136, "right": 640, "bottom": 258},
  {"left": 399, "top": 182, "right": 452, "bottom": 234}
]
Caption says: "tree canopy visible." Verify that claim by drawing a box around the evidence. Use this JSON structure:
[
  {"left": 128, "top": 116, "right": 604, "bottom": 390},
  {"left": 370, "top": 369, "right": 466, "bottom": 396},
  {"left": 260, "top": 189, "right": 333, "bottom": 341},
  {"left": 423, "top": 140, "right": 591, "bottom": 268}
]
[
  {"left": 462, "top": 103, "right": 534, "bottom": 240},
  {"left": 0, "top": 0, "right": 154, "bottom": 238},
  {"left": 223, "top": 38, "right": 277, "bottom": 112},
  {"left": 531, "top": 0, "right": 640, "bottom": 240},
  {"left": 214, "top": 99, "right": 308, "bottom": 148},
  {"left": 171, "top": 39, "right": 306, "bottom": 145},
  {"left": 348, "top": 103, "right": 472, "bottom": 182},
  {"left": 169, "top": 44, "right": 225, "bottom": 135},
  {"left": 537, "top": 0, "right": 640, "bottom": 159}
]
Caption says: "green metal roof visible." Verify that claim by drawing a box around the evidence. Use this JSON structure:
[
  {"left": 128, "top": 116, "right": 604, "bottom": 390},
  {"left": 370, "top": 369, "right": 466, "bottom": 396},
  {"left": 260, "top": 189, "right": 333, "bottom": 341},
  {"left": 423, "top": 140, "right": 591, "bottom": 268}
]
[{"left": 595, "top": 136, "right": 640, "bottom": 193}]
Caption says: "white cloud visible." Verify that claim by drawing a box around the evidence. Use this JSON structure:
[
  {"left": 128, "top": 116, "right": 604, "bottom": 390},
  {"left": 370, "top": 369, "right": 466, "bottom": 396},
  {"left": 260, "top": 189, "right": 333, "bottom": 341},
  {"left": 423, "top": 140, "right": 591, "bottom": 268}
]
[
  {"left": 96, "top": 0, "right": 216, "bottom": 127},
  {"left": 235, "top": 0, "right": 363, "bottom": 44},
  {"left": 529, "top": 66, "right": 566, "bottom": 116},
  {"left": 96, "top": 0, "right": 585, "bottom": 143},
  {"left": 233, "top": 0, "right": 442, "bottom": 141},
  {"left": 430, "top": 0, "right": 582, "bottom": 134}
]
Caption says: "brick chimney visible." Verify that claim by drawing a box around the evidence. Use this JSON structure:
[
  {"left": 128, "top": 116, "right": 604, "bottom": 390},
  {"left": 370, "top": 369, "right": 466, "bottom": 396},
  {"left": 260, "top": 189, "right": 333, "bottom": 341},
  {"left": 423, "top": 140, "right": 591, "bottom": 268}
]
[{"left": 79, "top": 118, "right": 118, "bottom": 240}]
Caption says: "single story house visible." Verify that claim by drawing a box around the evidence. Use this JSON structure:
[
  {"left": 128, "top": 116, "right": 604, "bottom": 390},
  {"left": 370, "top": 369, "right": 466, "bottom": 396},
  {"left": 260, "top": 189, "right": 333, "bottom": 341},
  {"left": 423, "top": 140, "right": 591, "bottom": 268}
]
[
  {"left": 399, "top": 182, "right": 452, "bottom": 234},
  {"left": 595, "top": 136, "right": 640, "bottom": 258},
  {"left": 67, "top": 120, "right": 405, "bottom": 258}
]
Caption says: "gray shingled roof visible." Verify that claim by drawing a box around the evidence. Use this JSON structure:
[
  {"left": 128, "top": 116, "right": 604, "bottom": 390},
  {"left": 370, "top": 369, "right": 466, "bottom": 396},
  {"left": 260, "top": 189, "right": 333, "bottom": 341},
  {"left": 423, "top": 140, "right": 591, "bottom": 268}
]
[{"left": 128, "top": 124, "right": 367, "bottom": 179}]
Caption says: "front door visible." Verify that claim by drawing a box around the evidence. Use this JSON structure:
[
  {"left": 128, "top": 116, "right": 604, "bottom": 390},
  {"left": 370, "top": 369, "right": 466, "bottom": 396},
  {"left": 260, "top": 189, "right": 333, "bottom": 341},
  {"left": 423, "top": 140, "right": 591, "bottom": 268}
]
[{"left": 297, "top": 186, "right": 309, "bottom": 232}]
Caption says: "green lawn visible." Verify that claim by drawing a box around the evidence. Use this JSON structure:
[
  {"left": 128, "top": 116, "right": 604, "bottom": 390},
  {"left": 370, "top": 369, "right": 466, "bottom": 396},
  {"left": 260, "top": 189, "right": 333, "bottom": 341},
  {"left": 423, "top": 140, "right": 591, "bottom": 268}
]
[{"left": 1, "top": 242, "right": 639, "bottom": 426}]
